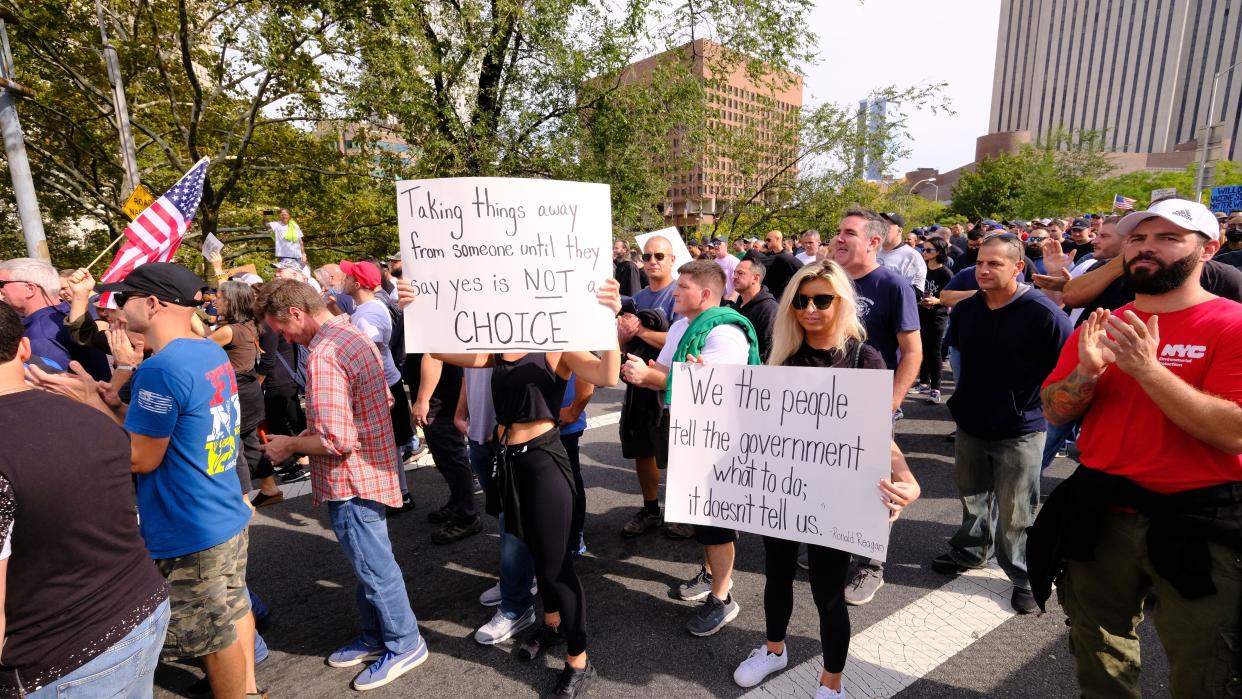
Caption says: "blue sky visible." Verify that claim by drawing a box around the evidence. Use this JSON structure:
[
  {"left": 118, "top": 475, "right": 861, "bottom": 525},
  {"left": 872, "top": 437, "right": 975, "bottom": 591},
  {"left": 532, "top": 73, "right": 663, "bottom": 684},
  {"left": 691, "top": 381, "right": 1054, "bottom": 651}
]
[{"left": 803, "top": 0, "right": 1002, "bottom": 176}]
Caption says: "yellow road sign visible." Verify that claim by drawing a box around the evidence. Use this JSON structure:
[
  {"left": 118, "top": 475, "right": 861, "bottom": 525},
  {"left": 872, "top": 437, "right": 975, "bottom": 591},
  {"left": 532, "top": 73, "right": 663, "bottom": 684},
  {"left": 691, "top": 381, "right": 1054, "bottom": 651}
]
[{"left": 123, "top": 183, "right": 156, "bottom": 220}]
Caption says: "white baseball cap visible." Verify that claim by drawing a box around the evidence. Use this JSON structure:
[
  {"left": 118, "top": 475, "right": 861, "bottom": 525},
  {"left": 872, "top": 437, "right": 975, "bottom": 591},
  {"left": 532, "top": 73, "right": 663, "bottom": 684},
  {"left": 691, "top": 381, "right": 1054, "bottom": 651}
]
[{"left": 1116, "top": 198, "right": 1220, "bottom": 241}]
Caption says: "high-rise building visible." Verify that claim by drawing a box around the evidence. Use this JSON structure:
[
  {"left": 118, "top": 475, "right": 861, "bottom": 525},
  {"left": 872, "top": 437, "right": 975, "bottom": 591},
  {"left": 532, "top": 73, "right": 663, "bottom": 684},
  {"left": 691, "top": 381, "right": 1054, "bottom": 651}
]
[
  {"left": 615, "top": 39, "right": 803, "bottom": 229},
  {"left": 987, "top": 0, "right": 1240, "bottom": 164}
]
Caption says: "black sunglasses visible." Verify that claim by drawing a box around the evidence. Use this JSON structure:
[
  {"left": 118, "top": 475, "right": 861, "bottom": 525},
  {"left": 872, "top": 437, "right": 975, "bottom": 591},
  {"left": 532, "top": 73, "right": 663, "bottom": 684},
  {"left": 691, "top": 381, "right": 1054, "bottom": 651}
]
[
  {"left": 982, "top": 231, "right": 1020, "bottom": 242},
  {"left": 920, "top": 246, "right": 937, "bottom": 253},
  {"left": 114, "top": 292, "right": 150, "bottom": 307},
  {"left": 1027, "top": 237, "right": 1048, "bottom": 244},
  {"left": 792, "top": 293, "right": 835, "bottom": 310},
  {"left": 641, "top": 252, "right": 667, "bottom": 262},
  {"left": 0, "top": 279, "right": 35, "bottom": 290}
]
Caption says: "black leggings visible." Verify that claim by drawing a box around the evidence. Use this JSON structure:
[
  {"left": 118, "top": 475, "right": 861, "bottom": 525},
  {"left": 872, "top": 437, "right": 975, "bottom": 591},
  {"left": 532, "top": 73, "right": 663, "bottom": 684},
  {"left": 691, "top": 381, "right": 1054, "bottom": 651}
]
[
  {"left": 508, "top": 434, "right": 587, "bottom": 656},
  {"left": 918, "top": 311, "right": 949, "bottom": 390},
  {"left": 762, "top": 537, "right": 851, "bottom": 673},
  {"left": 560, "top": 430, "right": 586, "bottom": 549}
]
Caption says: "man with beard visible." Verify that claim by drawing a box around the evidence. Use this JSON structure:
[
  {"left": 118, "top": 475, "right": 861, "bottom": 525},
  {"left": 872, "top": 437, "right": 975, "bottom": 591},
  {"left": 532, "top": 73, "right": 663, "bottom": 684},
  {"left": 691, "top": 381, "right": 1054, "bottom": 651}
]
[
  {"left": 613, "top": 240, "right": 642, "bottom": 298},
  {"left": 725, "top": 259, "right": 777, "bottom": 361},
  {"left": 1031, "top": 198, "right": 1242, "bottom": 698}
]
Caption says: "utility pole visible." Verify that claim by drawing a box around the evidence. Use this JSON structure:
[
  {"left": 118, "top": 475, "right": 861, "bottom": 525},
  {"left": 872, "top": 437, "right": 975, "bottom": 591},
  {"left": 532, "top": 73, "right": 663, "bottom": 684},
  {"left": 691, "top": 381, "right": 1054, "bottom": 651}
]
[
  {"left": 1195, "top": 59, "right": 1242, "bottom": 204},
  {"left": 0, "top": 11, "right": 48, "bottom": 260},
  {"left": 95, "top": 0, "right": 139, "bottom": 199}
]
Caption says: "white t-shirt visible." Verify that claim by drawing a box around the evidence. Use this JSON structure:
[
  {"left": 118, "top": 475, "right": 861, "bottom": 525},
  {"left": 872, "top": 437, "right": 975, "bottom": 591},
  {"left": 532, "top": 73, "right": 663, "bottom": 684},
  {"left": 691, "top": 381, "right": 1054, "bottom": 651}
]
[
  {"left": 269, "top": 220, "right": 304, "bottom": 260},
  {"left": 658, "top": 317, "right": 751, "bottom": 367},
  {"left": 350, "top": 299, "right": 402, "bottom": 386},
  {"left": 715, "top": 254, "right": 739, "bottom": 297},
  {"left": 795, "top": 251, "right": 818, "bottom": 264},
  {"left": 877, "top": 244, "right": 928, "bottom": 292}
]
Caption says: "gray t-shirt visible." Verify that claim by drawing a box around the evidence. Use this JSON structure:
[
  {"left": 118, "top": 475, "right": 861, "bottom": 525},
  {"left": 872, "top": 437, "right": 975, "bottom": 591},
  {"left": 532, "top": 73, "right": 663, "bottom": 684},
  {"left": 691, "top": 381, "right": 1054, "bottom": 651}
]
[
  {"left": 464, "top": 367, "right": 497, "bottom": 444},
  {"left": 350, "top": 299, "right": 401, "bottom": 386},
  {"left": 877, "top": 243, "right": 928, "bottom": 292}
]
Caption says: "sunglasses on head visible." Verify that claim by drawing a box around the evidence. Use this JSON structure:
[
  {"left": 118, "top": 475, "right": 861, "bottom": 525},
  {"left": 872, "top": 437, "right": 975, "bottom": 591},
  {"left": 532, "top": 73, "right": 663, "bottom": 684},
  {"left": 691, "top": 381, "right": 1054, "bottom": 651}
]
[
  {"left": 640, "top": 252, "right": 666, "bottom": 262},
  {"left": 982, "top": 231, "right": 1019, "bottom": 242},
  {"left": 792, "top": 293, "right": 835, "bottom": 310}
]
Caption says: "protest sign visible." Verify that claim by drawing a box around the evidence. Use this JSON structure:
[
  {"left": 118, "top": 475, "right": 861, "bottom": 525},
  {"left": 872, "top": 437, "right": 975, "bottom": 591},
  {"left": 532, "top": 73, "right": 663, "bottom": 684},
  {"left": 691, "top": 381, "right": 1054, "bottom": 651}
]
[
  {"left": 1150, "top": 187, "right": 1177, "bottom": 202},
  {"left": 665, "top": 362, "right": 895, "bottom": 560},
  {"left": 635, "top": 227, "right": 693, "bottom": 279},
  {"left": 201, "top": 233, "right": 224, "bottom": 261},
  {"left": 396, "top": 177, "right": 615, "bottom": 353},
  {"left": 1210, "top": 185, "right": 1242, "bottom": 212}
]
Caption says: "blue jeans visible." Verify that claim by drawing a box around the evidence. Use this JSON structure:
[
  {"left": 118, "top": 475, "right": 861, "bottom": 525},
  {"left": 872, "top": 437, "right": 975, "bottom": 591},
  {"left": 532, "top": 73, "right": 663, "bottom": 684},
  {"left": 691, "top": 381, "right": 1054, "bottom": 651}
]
[
  {"left": 948, "top": 346, "right": 962, "bottom": 386},
  {"left": 28, "top": 599, "right": 170, "bottom": 698},
  {"left": 1040, "top": 419, "right": 1079, "bottom": 471},
  {"left": 327, "top": 498, "right": 421, "bottom": 654},
  {"left": 949, "top": 428, "right": 1043, "bottom": 590},
  {"left": 468, "top": 439, "right": 536, "bottom": 619}
]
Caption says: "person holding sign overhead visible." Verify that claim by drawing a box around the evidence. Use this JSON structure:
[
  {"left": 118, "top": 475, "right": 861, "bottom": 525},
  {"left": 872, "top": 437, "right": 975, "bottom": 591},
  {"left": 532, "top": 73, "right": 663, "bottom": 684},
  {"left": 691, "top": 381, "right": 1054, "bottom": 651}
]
[
  {"left": 731, "top": 261, "right": 922, "bottom": 699},
  {"left": 621, "top": 259, "right": 762, "bottom": 637},
  {"left": 397, "top": 277, "right": 622, "bottom": 699}
]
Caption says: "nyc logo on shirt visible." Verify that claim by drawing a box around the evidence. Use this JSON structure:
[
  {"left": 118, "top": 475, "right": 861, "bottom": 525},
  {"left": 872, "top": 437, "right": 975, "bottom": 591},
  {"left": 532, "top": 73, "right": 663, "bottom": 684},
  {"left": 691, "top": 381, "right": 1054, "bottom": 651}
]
[
  {"left": 204, "top": 363, "right": 241, "bottom": 476},
  {"left": 1158, "top": 343, "right": 1207, "bottom": 368}
]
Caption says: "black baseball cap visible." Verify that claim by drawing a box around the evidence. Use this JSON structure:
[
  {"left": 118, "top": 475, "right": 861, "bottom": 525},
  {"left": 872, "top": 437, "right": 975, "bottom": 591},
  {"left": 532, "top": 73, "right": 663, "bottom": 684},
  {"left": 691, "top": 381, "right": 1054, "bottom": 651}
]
[
  {"left": 1070, "top": 218, "right": 1091, "bottom": 230},
  {"left": 880, "top": 212, "right": 906, "bottom": 228},
  {"left": 97, "top": 262, "right": 204, "bottom": 307}
]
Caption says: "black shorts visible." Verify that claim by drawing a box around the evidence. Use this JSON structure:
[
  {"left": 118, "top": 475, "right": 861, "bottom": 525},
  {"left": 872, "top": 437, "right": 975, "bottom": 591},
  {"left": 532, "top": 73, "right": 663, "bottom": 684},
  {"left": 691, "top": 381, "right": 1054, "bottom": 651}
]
[
  {"left": 619, "top": 386, "right": 666, "bottom": 464},
  {"left": 694, "top": 525, "right": 738, "bottom": 546}
]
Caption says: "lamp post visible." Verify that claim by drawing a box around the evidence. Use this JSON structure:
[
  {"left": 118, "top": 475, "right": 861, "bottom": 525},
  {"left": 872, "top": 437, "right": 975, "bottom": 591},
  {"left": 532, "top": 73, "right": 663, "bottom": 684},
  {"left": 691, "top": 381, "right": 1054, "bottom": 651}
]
[
  {"left": 910, "top": 177, "right": 939, "bottom": 201},
  {"left": 1195, "top": 59, "right": 1242, "bottom": 203}
]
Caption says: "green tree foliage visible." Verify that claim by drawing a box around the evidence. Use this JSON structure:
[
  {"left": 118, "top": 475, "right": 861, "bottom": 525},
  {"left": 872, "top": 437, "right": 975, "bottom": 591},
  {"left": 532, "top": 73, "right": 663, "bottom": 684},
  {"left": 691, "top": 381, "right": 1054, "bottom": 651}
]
[{"left": 1087, "top": 161, "right": 1242, "bottom": 211}]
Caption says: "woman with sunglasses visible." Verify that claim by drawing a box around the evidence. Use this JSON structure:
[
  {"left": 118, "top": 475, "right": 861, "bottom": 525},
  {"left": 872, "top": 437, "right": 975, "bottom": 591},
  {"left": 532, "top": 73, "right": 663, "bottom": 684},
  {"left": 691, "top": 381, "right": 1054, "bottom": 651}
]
[
  {"left": 915, "top": 238, "right": 953, "bottom": 403},
  {"left": 732, "top": 261, "right": 921, "bottom": 699}
]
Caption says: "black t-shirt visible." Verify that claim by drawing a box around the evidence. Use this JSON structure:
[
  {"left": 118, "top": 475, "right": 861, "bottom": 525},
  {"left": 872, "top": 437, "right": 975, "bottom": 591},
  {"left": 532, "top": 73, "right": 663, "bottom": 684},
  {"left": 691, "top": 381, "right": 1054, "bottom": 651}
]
[
  {"left": 922, "top": 266, "right": 954, "bottom": 318},
  {"left": 744, "top": 250, "right": 805, "bottom": 301},
  {"left": 0, "top": 391, "right": 168, "bottom": 693},
  {"left": 783, "top": 338, "right": 885, "bottom": 370}
]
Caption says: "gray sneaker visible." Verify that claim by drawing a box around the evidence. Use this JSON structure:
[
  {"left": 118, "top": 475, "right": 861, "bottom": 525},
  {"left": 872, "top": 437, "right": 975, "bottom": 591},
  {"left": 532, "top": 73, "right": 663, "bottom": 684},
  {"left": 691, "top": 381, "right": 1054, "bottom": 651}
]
[
  {"left": 677, "top": 566, "right": 734, "bottom": 602},
  {"left": 686, "top": 594, "right": 740, "bottom": 636},
  {"left": 844, "top": 565, "right": 884, "bottom": 606},
  {"left": 474, "top": 606, "right": 537, "bottom": 645},
  {"left": 621, "top": 508, "right": 663, "bottom": 537}
]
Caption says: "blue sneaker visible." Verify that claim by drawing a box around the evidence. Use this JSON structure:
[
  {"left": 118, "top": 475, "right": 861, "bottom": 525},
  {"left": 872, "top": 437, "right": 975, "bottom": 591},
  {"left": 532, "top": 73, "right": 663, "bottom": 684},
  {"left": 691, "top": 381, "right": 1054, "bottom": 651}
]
[
  {"left": 327, "top": 637, "right": 384, "bottom": 668},
  {"left": 352, "top": 639, "right": 429, "bottom": 691}
]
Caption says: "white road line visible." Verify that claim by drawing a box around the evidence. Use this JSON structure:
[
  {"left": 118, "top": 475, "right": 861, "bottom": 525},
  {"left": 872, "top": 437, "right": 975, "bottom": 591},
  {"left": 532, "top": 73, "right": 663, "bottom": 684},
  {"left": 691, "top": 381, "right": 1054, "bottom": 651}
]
[
  {"left": 741, "top": 566, "right": 1016, "bottom": 699},
  {"left": 252, "top": 411, "right": 623, "bottom": 503}
]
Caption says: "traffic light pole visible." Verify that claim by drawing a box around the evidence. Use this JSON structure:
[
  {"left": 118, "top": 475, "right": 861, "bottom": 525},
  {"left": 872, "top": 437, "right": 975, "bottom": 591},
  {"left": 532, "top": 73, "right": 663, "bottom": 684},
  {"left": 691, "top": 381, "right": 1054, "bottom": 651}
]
[{"left": 0, "top": 13, "right": 48, "bottom": 260}]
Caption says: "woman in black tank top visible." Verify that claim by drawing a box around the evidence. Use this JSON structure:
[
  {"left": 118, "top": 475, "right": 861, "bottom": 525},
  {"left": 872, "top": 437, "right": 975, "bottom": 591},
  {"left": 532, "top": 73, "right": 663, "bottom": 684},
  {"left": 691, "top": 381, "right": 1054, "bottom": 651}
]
[{"left": 399, "top": 278, "right": 621, "bottom": 699}]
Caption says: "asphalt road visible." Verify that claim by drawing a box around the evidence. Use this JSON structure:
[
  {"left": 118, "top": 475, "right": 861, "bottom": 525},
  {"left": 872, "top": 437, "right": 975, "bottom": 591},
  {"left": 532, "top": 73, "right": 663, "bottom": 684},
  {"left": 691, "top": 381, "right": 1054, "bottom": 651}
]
[{"left": 154, "top": 379, "right": 1173, "bottom": 698}]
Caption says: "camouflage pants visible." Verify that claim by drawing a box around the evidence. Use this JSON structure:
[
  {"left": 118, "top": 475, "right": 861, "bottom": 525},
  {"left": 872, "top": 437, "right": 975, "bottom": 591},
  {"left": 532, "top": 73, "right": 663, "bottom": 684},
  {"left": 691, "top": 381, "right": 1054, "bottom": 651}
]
[{"left": 154, "top": 529, "right": 250, "bottom": 660}]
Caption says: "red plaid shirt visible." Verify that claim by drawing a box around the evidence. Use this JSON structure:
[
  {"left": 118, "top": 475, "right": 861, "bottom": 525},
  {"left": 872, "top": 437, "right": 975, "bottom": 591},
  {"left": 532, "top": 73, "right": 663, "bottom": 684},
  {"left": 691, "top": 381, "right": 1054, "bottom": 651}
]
[{"left": 305, "top": 314, "right": 402, "bottom": 507}]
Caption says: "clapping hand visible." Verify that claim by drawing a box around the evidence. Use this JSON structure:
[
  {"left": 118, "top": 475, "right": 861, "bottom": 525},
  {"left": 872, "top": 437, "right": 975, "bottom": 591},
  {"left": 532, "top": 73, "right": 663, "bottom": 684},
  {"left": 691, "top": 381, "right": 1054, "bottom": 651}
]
[
  {"left": 1101, "top": 310, "right": 1160, "bottom": 378},
  {"left": 1041, "top": 239, "right": 1077, "bottom": 277},
  {"left": 1077, "top": 308, "right": 1116, "bottom": 378}
]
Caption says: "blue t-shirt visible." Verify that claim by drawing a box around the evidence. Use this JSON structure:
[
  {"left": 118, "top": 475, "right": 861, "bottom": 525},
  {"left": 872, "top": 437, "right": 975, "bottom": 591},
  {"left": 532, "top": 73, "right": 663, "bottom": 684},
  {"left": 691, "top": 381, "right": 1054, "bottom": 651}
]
[
  {"left": 852, "top": 266, "right": 920, "bottom": 369},
  {"left": 633, "top": 283, "right": 677, "bottom": 326},
  {"left": 125, "top": 338, "right": 251, "bottom": 559},
  {"left": 560, "top": 373, "right": 588, "bottom": 435}
]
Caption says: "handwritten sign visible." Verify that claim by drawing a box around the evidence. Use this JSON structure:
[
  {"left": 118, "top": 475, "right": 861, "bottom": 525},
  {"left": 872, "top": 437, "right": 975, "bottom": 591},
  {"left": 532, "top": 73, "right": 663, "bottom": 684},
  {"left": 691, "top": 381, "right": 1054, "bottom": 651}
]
[
  {"left": 635, "top": 227, "right": 693, "bottom": 279},
  {"left": 665, "top": 363, "right": 895, "bottom": 560},
  {"left": 201, "top": 233, "right": 224, "bottom": 261},
  {"left": 396, "top": 177, "right": 614, "bottom": 353},
  {"left": 1210, "top": 185, "right": 1242, "bottom": 213}
]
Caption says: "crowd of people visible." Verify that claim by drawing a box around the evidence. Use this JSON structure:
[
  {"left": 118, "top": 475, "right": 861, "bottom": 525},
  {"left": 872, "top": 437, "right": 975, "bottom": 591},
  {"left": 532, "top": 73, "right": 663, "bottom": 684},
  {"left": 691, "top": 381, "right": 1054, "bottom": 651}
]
[{"left": 0, "top": 199, "right": 1239, "bottom": 698}]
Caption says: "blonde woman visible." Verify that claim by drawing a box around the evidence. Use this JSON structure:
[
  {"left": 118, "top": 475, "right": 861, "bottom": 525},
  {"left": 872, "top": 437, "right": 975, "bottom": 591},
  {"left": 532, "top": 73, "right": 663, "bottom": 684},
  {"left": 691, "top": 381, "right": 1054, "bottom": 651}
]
[{"left": 732, "top": 261, "right": 922, "bottom": 699}]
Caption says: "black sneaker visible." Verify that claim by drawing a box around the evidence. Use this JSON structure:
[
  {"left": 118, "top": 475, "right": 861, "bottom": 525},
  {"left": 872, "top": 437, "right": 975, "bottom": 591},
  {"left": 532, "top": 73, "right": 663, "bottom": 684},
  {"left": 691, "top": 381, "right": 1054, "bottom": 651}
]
[
  {"left": 387, "top": 493, "right": 415, "bottom": 516},
  {"left": 551, "top": 660, "right": 597, "bottom": 698},
  {"left": 686, "top": 594, "right": 740, "bottom": 636},
  {"left": 431, "top": 516, "right": 483, "bottom": 545},
  {"left": 621, "top": 508, "right": 663, "bottom": 537},
  {"left": 280, "top": 468, "right": 309, "bottom": 484},
  {"left": 516, "top": 623, "right": 565, "bottom": 661},
  {"left": 472, "top": 476, "right": 484, "bottom": 495},
  {"left": 1011, "top": 587, "right": 1038, "bottom": 614},
  {"left": 426, "top": 503, "right": 454, "bottom": 524},
  {"left": 931, "top": 553, "right": 984, "bottom": 575}
]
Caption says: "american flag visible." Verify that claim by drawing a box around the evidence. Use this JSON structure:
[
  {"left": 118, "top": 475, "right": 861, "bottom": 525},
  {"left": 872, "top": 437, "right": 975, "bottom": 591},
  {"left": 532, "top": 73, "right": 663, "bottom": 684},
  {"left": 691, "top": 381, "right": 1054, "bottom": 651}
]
[
  {"left": 98, "top": 158, "right": 209, "bottom": 306},
  {"left": 1113, "top": 193, "right": 1137, "bottom": 210}
]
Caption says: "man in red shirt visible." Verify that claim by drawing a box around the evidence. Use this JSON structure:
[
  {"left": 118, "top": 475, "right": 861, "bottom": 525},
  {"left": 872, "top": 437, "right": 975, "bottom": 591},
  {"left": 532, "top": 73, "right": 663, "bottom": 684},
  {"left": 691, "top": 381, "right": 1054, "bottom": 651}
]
[
  {"left": 257, "top": 280, "right": 428, "bottom": 692},
  {"left": 1035, "top": 198, "right": 1242, "bottom": 698}
]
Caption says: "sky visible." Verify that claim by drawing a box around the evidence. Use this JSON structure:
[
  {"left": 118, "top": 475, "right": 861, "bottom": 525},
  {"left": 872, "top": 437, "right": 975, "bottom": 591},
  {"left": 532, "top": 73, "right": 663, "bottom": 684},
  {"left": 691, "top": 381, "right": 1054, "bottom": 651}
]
[{"left": 802, "top": 0, "right": 1002, "bottom": 177}]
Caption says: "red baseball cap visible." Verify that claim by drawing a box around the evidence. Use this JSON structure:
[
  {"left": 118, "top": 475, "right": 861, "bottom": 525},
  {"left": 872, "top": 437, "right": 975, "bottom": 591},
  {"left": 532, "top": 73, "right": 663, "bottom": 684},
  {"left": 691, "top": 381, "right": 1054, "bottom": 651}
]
[{"left": 340, "top": 259, "right": 381, "bottom": 290}]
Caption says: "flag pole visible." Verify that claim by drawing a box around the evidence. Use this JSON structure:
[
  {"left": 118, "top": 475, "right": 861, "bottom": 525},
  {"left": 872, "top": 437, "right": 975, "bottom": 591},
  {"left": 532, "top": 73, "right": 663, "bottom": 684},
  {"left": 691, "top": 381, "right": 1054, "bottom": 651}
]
[{"left": 86, "top": 230, "right": 127, "bottom": 270}]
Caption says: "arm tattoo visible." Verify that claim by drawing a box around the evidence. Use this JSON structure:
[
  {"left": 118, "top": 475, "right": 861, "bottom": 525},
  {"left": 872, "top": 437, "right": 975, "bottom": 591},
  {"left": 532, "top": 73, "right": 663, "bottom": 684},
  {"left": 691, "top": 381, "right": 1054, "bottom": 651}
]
[{"left": 1041, "top": 367, "right": 1099, "bottom": 426}]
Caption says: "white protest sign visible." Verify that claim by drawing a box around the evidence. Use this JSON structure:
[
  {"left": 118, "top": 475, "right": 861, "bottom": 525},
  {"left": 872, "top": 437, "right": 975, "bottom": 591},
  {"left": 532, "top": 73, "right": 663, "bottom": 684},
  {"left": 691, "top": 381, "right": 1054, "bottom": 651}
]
[
  {"left": 635, "top": 227, "right": 693, "bottom": 279},
  {"left": 201, "top": 233, "right": 224, "bottom": 261},
  {"left": 396, "top": 177, "right": 615, "bottom": 353},
  {"left": 666, "top": 363, "right": 895, "bottom": 560}
]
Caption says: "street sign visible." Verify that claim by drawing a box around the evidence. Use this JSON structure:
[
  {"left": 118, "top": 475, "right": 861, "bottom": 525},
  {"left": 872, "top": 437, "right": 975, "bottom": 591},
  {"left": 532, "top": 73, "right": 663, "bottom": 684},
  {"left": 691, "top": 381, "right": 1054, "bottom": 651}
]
[
  {"left": 122, "top": 183, "right": 155, "bottom": 220},
  {"left": 1150, "top": 187, "right": 1177, "bottom": 202}
]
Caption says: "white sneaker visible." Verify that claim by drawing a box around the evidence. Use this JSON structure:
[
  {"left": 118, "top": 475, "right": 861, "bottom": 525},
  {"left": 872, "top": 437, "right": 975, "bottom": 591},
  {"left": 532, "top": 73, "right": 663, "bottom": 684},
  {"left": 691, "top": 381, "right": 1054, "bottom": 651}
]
[
  {"left": 814, "top": 685, "right": 846, "bottom": 699},
  {"left": 474, "top": 607, "right": 537, "bottom": 645},
  {"left": 733, "top": 645, "right": 788, "bottom": 688},
  {"left": 478, "top": 579, "right": 538, "bottom": 607}
]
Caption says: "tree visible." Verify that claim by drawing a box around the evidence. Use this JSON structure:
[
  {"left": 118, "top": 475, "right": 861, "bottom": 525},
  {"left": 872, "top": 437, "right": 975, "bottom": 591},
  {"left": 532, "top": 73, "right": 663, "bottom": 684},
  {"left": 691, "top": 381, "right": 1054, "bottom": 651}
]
[{"left": 0, "top": 0, "right": 392, "bottom": 268}]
